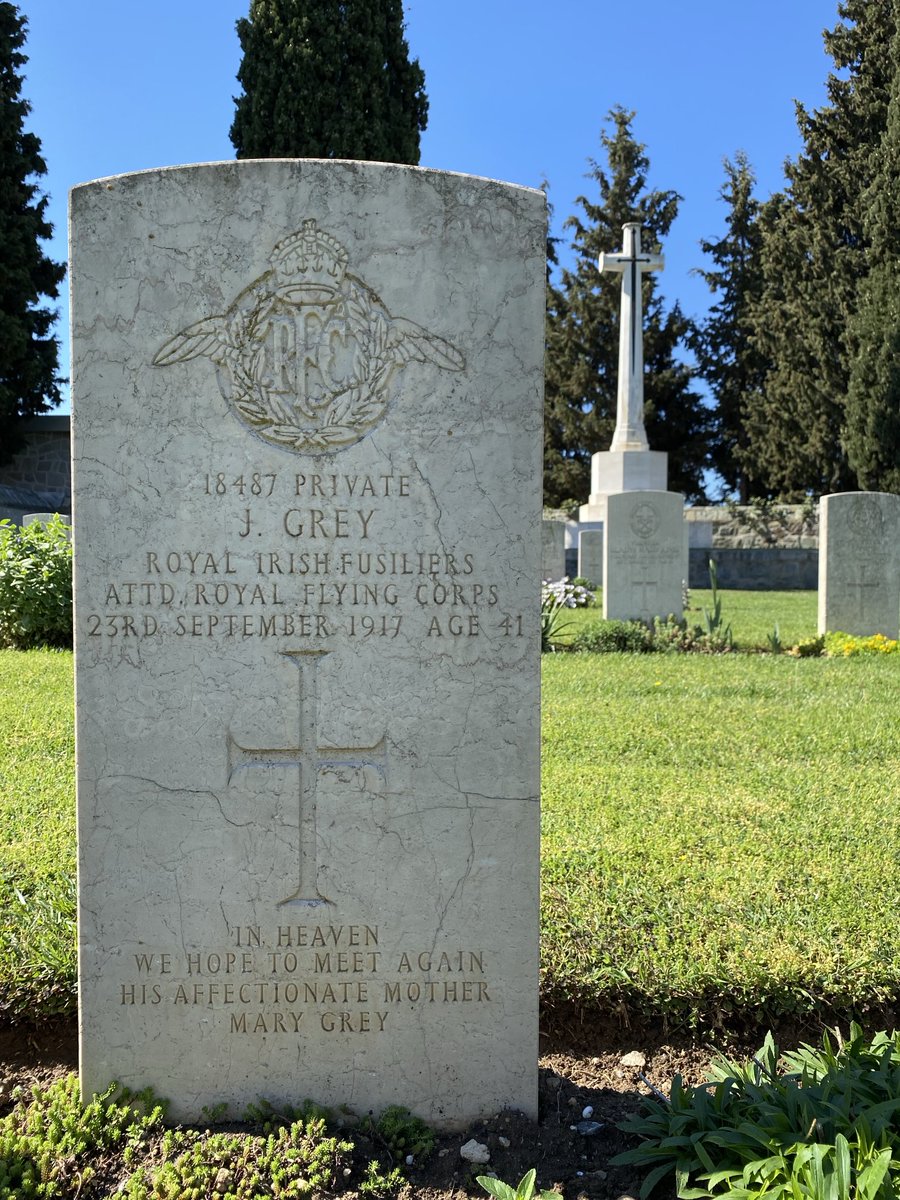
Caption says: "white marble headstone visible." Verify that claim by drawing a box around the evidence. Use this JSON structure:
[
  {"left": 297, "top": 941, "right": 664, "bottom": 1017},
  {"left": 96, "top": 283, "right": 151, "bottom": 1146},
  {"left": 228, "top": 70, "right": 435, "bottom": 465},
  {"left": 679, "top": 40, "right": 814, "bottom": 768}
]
[
  {"left": 541, "top": 519, "right": 566, "bottom": 581},
  {"left": 603, "top": 491, "right": 685, "bottom": 621},
  {"left": 577, "top": 528, "right": 603, "bottom": 588},
  {"left": 818, "top": 492, "right": 900, "bottom": 638},
  {"left": 71, "top": 161, "right": 544, "bottom": 1125}
]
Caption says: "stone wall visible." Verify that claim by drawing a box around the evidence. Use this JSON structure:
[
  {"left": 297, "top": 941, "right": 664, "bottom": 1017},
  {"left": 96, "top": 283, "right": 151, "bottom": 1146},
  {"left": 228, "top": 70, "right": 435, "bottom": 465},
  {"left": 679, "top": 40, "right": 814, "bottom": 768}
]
[
  {"left": 0, "top": 415, "right": 71, "bottom": 522},
  {"left": 689, "top": 547, "right": 818, "bottom": 590},
  {"left": 685, "top": 503, "right": 818, "bottom": 550}
]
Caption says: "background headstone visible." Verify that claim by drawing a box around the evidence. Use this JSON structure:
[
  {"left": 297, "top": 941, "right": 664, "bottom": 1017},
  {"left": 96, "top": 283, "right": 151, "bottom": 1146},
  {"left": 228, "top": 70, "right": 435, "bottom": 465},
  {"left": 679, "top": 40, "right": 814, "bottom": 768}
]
[
  {"left": 72, "top": 161, "right": 544, "bottom": 1125},
  {"left": 603, "top": 491, "right": 685, "bottom": 622},
  {"left": 541, "top": 518, "right": 566, "bottom": 581},
  {"left": 818, "top": 491, "right": 900, "bottom": 638},
  {"left": 578, "top": 528, "right": 603, "bottom": 587}
]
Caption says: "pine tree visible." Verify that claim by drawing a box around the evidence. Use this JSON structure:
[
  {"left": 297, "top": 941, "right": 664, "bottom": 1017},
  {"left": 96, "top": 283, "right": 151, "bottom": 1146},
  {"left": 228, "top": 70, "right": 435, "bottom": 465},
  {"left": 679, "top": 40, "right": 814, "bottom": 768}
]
[
  {"left": 742, "top": 0, "right": 896, "bottom": 498},
  {"left": 544, "top": 107, "right": 710, "bottom": 507},
  {"left": 0, "top": 3, "right": 65, "bottom": 466},
  {"left": 230, "top": 0, "right": 428, "bottom": 164},
  {"left": 844, "top": 3, "right": 900, "bottom": 492},
  {"left": 691, "top": 153, "right": 767, "bottom": 501}
]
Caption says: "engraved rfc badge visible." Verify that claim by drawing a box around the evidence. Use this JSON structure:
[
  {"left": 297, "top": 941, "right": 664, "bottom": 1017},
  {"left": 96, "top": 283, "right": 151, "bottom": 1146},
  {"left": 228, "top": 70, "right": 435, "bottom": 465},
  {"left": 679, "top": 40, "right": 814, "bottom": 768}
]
[
  {"left": 153, "top": 219, "right": 466, "bottom": 454},
  {"left": 629, "top": 502, "right": 660, "bottom": 540}
]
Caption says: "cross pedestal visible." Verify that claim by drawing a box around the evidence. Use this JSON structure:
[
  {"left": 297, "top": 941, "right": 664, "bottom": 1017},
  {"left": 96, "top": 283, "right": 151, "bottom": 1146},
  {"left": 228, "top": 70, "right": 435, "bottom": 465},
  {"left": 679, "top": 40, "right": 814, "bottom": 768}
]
[{"left": 227, "top": 649, "right": 387, "bottom": 906}]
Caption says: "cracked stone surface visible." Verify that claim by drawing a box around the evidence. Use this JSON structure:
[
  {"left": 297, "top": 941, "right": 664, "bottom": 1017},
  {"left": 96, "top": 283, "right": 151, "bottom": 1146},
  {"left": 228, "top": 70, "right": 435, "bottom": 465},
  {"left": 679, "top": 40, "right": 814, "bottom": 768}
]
[{"left": 71, "top": 160, "right": 545, "bottom": 1126}]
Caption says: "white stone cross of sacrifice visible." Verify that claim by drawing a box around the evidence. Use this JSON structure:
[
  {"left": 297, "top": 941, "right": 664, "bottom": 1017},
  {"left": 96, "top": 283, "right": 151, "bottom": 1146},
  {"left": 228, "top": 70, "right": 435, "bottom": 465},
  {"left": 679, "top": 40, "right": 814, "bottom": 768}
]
[{"left": 599, "top": 222, "right": 663, "bottom": 452}]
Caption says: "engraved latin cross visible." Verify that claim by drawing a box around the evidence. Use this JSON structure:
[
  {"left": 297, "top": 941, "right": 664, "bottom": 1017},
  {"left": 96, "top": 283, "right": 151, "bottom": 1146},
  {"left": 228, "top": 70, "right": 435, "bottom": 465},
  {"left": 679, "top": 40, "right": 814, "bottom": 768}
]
[
  {"left": 227, "top": 650, "right": 387, "bottom": 906},
  {"left": 599, "top": 223, "right": 664, "bottom": 453},
  {"left": 631, "top": 573, "right": 659, "bottom": 613},
  {"left": 848, "top": 567, "right": 881, "bottom": 620}
]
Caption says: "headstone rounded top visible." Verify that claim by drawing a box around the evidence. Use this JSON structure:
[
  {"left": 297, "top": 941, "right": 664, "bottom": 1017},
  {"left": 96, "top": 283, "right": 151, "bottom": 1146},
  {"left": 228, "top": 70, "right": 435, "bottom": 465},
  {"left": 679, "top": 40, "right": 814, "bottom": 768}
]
[{"left": 71, "top": 158, "right": 546, "bottom": 199}]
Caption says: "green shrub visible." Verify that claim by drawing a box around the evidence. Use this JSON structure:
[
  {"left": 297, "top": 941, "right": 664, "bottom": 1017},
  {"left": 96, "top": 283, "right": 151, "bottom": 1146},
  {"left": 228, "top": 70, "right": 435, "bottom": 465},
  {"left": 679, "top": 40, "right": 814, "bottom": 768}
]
[
  {"left": 365, "top": 1104, "right": 435, "bottom": 1163},
  {"left": 573, "top": 618, "right": 650, "bottom": 653},
  {"left": 613, "top": 1025, "right": 900, "bottom": 1199},
  {"left": 0, "top": 517, "right": 72, "bottom": 650},
  {"left": 0, "top": 1076, "right": 405, "bottom": 1200},
  {"left": 789, "top": 634, "right": 826, "bottom": 657},
  {"left": 647, "top": 614, "right": 700, "bottom": 653},
  {"left": 571, "top": 615, "right": 735, "bottom": 655},
  {"left": 0, "top": 1076, "right": 165, "bottom": 1198},
  {"left": 123, "top": 1115, "right": 354, "bottom": 1199}
]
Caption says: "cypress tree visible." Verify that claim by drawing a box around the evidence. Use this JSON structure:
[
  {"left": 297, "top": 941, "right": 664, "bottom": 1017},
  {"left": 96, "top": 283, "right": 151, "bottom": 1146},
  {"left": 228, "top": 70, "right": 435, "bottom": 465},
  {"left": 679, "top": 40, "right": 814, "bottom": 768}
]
[
  {"left": 0, "top": 3, "right": 65, "bottom": 466},
  {"left": 844, "top": 2, "right": 900, "bottom": 492},
  {"left": 692, "top": 153, "right": 767, "bottom": 501},
  {"left": 230, "top": 0, "right": 428, "bottom": 164},
  {"left": 742, "top": 0, "right": 896, "bottom": 497},
  {"left": 544, "top": 107, "right": 710, "bottom": 507}
]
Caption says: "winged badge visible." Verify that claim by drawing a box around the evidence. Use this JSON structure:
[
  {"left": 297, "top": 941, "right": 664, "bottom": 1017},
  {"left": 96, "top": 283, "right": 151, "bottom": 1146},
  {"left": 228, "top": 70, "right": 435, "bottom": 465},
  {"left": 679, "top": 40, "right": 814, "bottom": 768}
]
[{"left": 152, "top": 219, "right": 466, "bottom": 454}]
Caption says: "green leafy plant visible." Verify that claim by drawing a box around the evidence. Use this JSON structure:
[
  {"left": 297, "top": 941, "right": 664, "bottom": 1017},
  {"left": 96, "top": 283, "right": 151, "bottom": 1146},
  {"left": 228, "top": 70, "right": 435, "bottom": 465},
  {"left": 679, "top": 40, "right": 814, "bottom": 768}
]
[
  {"left": 825, "top": 631, "right": 899, "bottom": 657},
  {"left": 571, "top": 614, "right": 738, "bottom": 655},
  {"left": 573, "top": 618, "right": 650, "bottom": 653},
  {"left": 571, "top": 575, "right": 598, "bottom": 593},
  {"left": 0, "top": 1076, "right": 166, "bottom": 1198},
  {"left": 0, "top": 1075, "right": 414, "bottom": 1200},
  {"left": 122, "top": 1115, "right": 354, "bottom": 1199},
  {"left": 0, "top": 516, "right": 72, "bottom": 650},
  {"left": 649, "top": 614, "right": 702, "bottom": 653},
  {"left": 766, "top": 622, "right": 782, "bottom": 654},
  {"left": 477, "top": 1167, "right": 560, "bottom": 1200},
  {"left": 701, "top": 558, "right": 733, "bottom": 649},
  {"left": 366, "top": 1104, "right": 435, "bottom": 1163},
  {"left": 788, "top": 634, "right": 826, "bottom": 658},
  {"left": 358, "top": 1158, "right": 405, "bottom": 1197},
  {"left": 242, "top": 1095, "right": 331, "bottom": 1129},
  {"left": 613, "top": 1025, "right": 900, "bottom": 1199}
]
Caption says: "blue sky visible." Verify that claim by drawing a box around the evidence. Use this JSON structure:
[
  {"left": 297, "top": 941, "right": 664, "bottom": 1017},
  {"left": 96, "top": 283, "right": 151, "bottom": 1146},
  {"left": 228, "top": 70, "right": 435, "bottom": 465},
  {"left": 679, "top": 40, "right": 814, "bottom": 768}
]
[{"left": 21, "top": 1, "right": 838, "bottom": 413}]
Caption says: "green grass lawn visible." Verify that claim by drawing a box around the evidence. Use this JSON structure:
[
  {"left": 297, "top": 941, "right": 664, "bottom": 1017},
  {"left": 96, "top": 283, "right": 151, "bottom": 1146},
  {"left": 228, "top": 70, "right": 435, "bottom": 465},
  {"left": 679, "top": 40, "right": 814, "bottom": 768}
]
[
  {"left": 2, "top": 626, "right": 899, "bottom": 1031},
  {"left": 0, "top": 649, "right": 76, "bottom": 1017},
  {"left": 542, "top": 651, "right": 900, "bottom": 1027}
]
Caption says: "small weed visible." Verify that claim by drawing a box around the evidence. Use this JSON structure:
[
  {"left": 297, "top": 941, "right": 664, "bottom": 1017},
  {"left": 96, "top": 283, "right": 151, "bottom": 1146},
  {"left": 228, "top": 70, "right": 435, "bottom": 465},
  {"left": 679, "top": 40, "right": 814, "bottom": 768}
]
[
  {"left": 788, "top": 634, "right": 826, "bottom": 657},
  {"left": 477, "top": 1167, "right": 560, "bottom": 1200},
  {"left": 365, "top": 1104, "right": 435, "bottom": 1163},
  {"left": 701, "top": 558, "right": 733, "bottom": 648},
  {"left": 359, "top": 1159, "right": 406, "bottom": 1197}
]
